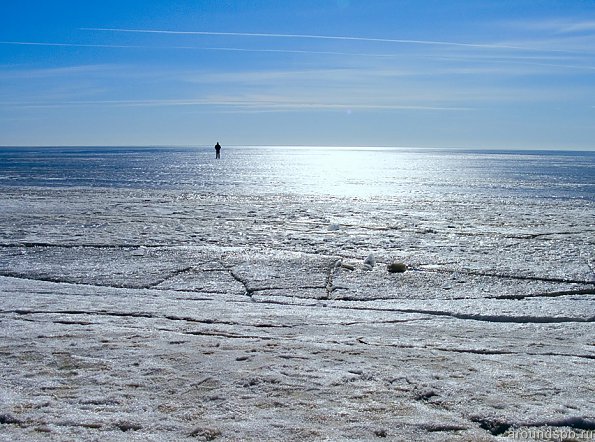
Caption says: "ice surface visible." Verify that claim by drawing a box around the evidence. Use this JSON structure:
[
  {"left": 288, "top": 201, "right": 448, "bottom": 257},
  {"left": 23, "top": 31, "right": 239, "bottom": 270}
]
[{"left": 1, "top": 178, "right": 594, "bottom": 440}]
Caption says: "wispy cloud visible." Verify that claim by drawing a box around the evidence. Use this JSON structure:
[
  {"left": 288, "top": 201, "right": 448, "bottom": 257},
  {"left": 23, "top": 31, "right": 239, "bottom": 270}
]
[
  {"left": 550, "top": 20, "right": 595, "bottom": 34},
  {"left": 496, "top": 18, "right": 595, "bottom": 53},
  {"left": 1, "top": 95, "right": 472, "bottom": 112},
  {"left": 0, "top": 64, "right": 118, "bottom": 79},
  {"left": 505, "top": 19, "right": 595, "bottom": 34},
  {"left": 433, "top": 54, "right": 595, "bottom": 72}
]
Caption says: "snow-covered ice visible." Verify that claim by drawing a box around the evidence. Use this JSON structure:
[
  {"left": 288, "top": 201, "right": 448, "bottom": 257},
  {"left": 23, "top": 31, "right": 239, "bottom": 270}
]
[
  {"left": 0, "top": 185, "right": 593, "bottom": 441},
  {"left": 0, "top": 147, "right": 594, "bottom": 440}
]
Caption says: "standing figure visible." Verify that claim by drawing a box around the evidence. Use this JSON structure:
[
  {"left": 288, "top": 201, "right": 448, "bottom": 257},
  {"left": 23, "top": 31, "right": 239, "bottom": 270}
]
[{"left": 215, "top": 142, "right": 221, "bottom": 159}]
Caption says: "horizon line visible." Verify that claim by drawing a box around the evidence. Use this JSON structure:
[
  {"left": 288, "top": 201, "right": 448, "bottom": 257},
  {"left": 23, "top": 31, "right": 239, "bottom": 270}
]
[{"left": 1, "top": 144, "right": 592, "bottom": 152}]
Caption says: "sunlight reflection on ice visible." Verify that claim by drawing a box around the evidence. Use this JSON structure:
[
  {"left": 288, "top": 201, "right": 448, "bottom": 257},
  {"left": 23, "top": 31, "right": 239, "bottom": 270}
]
[{"left": 0, "top": 146, "right": 592, "bottom": 200}]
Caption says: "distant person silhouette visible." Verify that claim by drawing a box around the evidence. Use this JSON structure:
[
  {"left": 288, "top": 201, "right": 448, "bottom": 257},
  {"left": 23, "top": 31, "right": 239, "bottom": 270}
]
[{"left": 215, "top": 142, "right": 221, "bottom": 159}]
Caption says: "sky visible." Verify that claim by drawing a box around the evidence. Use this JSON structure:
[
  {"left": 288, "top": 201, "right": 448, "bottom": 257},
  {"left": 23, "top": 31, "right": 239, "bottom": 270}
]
[{"left": 1, "top": 0, "right": 595, "bottom": 149}]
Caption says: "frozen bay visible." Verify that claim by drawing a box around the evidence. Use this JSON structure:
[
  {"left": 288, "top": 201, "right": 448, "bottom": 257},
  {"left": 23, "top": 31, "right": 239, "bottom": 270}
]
[{"left": 0, "top": 147, "right": 594, "bottom": 440}]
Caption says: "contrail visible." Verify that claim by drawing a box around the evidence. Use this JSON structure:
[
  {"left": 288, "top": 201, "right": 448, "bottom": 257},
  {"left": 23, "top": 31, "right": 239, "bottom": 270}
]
[
  {"left": 5, "top": 40, "right": 592, "bottom": 69},
  {"left": 0, "top": 41, "right": 152, "bottom": 49},
  {"left": 197, "top": 47, "right": 401, "bottom": 57},
  {"left": 81, "top": 27, "right": 543, "bottom": 51},
  {"left": 0, "top": 40, "right": 406, "bottom": 57}
]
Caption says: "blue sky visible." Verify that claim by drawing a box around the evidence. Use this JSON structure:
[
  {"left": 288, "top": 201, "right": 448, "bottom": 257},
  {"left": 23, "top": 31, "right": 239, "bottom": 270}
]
[{"left": 1, "top": 0, "right": 594, "bottom": 149}]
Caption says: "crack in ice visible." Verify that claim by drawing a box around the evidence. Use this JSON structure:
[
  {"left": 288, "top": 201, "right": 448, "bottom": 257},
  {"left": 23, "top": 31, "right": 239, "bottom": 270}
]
[{"left": 416, "top": 267, "right": 595, "bottom": 285}]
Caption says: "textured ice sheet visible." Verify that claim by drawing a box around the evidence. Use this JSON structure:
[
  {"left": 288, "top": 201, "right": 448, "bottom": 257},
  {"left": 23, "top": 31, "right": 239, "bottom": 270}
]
[{"left": 0, "top": 187, "right": 594, "bottom": 441}]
